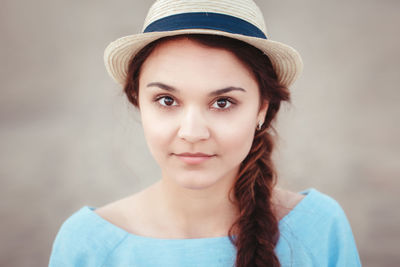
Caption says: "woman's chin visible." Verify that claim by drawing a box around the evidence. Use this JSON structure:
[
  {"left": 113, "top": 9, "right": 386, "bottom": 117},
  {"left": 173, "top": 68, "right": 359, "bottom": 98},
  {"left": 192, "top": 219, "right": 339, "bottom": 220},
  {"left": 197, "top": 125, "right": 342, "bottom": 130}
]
[
  {"left": 176, "top": 177, "right": 218, "bottom": 191},
  {"left": 164, "top": 172, "right": 221, "bottom": 191}
]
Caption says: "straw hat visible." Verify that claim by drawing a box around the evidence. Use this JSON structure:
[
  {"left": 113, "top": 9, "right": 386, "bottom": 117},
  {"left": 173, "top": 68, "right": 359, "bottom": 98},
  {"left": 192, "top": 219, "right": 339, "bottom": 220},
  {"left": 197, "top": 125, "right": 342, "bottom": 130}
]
[{"left": 104, "top": 0, "right": 303, "bottom": 88}]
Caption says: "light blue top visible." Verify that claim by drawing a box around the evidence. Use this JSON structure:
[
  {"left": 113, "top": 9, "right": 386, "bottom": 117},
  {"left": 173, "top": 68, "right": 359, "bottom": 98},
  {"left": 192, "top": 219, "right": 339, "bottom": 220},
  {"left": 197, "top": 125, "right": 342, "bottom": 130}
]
[{"left": 49, "top": 188, "right": 361, "bottom": 266}]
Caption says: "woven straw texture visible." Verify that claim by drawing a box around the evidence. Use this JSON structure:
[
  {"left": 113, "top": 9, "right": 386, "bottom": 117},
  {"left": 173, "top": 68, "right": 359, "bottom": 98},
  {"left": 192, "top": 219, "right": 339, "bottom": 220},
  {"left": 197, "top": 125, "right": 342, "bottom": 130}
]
[
  {"left": 104, "top": 0, "right": 303, "bottom": 88},
  {"left": 143, "top": 0, "right": 267, "bottom": 33}
]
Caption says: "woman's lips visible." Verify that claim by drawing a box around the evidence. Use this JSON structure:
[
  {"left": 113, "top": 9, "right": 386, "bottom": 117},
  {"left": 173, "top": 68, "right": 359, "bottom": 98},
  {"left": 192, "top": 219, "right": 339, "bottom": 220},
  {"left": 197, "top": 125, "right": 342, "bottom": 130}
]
[{"left": 174, "top": 153, "right": 215, "bottom": 164}]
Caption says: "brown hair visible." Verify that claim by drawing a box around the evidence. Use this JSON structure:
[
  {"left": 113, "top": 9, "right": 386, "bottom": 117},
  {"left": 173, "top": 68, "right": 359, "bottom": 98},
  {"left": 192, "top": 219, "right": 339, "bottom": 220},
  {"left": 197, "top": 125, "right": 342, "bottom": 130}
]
[{"left": 124, "top": 34, "right": 290, "bottom": 267}]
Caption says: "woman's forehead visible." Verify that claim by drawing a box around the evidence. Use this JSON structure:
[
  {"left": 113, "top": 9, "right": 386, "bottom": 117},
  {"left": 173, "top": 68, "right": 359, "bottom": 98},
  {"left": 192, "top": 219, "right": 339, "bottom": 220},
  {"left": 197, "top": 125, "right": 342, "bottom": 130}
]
[
  {"left": 139, "top": 38, "right": 258, "bottom": 93},
  {"left": 145, "top": 38, "right": 240, "bottom": 65}
]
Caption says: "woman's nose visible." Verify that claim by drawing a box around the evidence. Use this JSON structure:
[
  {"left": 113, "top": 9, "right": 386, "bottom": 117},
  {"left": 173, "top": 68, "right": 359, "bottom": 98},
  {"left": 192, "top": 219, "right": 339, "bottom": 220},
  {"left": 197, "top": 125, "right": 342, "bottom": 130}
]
[{"left": 177, "top": 108, "right": 210, "bottom": 142}]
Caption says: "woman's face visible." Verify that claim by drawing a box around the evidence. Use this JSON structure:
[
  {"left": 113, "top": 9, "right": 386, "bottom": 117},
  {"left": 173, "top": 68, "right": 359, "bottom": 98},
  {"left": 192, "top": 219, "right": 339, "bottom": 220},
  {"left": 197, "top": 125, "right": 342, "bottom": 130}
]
[{"left": 138, "top": 38, "right": 269, "bottom": 190}]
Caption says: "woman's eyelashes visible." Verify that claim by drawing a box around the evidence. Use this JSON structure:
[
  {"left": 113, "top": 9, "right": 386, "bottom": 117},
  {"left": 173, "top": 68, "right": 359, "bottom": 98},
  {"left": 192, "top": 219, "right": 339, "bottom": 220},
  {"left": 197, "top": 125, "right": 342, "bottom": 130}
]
[
  {"left": 153, "top": 94, "right": 237, "bottom": 112},
  {"left": 155, "top": 95, "right": 177, "bottom": 108},
  {"left": 211, "top": 98, "right": 233, "bottom": 110}
]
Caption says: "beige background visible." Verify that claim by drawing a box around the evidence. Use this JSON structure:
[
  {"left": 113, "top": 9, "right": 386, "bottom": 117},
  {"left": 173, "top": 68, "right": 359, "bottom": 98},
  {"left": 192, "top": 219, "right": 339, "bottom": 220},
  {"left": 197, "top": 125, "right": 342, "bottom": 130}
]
[{"left": 1, "top": 0, "right": 399, "bottom": 266}]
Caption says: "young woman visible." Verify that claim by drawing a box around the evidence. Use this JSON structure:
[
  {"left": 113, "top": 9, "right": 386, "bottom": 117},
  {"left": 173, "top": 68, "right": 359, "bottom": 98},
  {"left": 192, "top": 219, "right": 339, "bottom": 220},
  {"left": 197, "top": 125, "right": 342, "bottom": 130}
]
[{"left": 49, "top": 0, "right": 361, "bottom": 266}]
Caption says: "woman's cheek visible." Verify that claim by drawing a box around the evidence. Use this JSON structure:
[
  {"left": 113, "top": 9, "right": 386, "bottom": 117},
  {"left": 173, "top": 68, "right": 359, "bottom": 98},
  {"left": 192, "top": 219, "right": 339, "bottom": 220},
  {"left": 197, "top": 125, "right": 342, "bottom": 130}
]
[
  {"left": 213, "top": 116, "right": 256, "bottom": 158},
  {"left": 140, "top": 112, "right": 174, "bottom": 160}
]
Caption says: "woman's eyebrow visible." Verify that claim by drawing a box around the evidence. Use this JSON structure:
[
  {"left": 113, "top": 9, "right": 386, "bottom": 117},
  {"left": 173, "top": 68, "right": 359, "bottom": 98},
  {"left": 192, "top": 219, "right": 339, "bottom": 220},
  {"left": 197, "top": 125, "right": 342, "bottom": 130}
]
[{"left": 147, "top": 82, "right": 246, "bottom": 96}]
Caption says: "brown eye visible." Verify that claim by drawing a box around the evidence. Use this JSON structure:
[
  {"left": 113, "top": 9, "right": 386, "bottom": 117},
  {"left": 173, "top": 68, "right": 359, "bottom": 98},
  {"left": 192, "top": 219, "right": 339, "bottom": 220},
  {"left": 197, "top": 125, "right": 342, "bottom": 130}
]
[
  {"left": 212, "top": 98, "right": 233, "bottom": 110},
  {"left": 158, "top": 96, "right": 177, "bottom": 106},
  {"left": 217, "top": 99, "right": 227, "bottom": 108}
]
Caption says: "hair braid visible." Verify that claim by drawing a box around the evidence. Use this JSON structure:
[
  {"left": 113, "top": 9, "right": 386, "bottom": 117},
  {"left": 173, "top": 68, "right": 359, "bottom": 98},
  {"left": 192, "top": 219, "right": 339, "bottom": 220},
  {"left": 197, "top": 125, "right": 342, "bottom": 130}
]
[
  {"left": 228, "top": 119, "right": 281, "bottom": 266},
  {"left": 227, "top": 54, "right": 289, "bottom": 266}
]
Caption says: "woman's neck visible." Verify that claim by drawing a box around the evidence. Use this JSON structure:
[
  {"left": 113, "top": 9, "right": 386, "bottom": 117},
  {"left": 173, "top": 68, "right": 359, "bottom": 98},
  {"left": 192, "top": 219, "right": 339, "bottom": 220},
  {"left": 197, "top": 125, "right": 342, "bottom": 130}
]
[{"left": 149, "top": 174, "right": 240, "bottom": 238}]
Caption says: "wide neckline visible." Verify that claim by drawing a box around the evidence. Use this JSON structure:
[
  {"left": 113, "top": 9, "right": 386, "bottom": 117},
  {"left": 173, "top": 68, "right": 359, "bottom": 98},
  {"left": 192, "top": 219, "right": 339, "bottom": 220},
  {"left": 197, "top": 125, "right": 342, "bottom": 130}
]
[{"left": 84, "top": 188, "right": 316, "bottom": 242}]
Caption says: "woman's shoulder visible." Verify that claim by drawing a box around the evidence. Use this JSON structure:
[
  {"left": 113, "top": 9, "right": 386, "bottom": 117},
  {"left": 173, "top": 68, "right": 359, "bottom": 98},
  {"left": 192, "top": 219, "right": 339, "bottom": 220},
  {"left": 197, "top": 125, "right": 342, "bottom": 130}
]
[
  {"left": 94, "top": 189, "right": 156, "bottom": 236},
  {"left": 273, "top": 187, "right": 348, "bottom": 228},
  {"left": 295, "top": 188, "right": 348, "bottom": 221},
  {"left": 49, "top": 205, "right": 129, "bottom": 266},
  {"left": 272, "top": 187, "right": 306, "bottom": 221},
  {"left": 280, "top": 188, "right": 351, "bottom": 232},
  {"left": 277, "top": 188, "right": 361, "bottom": 266}
]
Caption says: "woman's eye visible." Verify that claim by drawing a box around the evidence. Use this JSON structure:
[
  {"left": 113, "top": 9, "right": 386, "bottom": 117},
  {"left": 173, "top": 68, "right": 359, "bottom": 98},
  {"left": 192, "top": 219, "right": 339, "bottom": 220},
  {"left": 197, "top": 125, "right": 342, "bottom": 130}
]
[
  {"left": 155, "top": 96, "right": 235, "bottom": 111},
  {"left": 211, "top": 98, "right": 233, "bottom": 110},
  {"left": 157, "top": 96, "right": 177, "bottom": 107}
]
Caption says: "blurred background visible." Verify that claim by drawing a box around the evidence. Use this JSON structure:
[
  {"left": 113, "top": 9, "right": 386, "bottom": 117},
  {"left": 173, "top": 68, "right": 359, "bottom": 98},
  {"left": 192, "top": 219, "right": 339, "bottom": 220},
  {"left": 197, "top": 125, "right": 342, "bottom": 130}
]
[{"left": 1, "top": 0, "right": 399, "bottom": 266}]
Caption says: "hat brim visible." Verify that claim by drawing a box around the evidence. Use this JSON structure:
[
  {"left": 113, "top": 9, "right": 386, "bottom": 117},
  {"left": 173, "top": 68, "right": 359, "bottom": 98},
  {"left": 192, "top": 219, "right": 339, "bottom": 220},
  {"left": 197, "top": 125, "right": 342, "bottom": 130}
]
[{"left": 104, "top": 28, "right": 303, "bottom": 88}]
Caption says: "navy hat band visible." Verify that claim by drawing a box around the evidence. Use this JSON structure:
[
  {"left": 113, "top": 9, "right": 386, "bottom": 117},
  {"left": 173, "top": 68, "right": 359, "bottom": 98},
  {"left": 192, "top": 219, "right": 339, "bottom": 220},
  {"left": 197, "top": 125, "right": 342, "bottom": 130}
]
[{"left": 143, "top": 12, "right": 267, "bottom": 39}]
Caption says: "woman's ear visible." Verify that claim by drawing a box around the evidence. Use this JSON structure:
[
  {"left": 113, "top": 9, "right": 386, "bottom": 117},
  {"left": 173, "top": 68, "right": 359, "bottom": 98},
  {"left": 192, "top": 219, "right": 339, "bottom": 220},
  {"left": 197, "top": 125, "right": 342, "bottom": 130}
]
[{"left": 257, "top": 100, "right": 269, "bottom": 125}]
